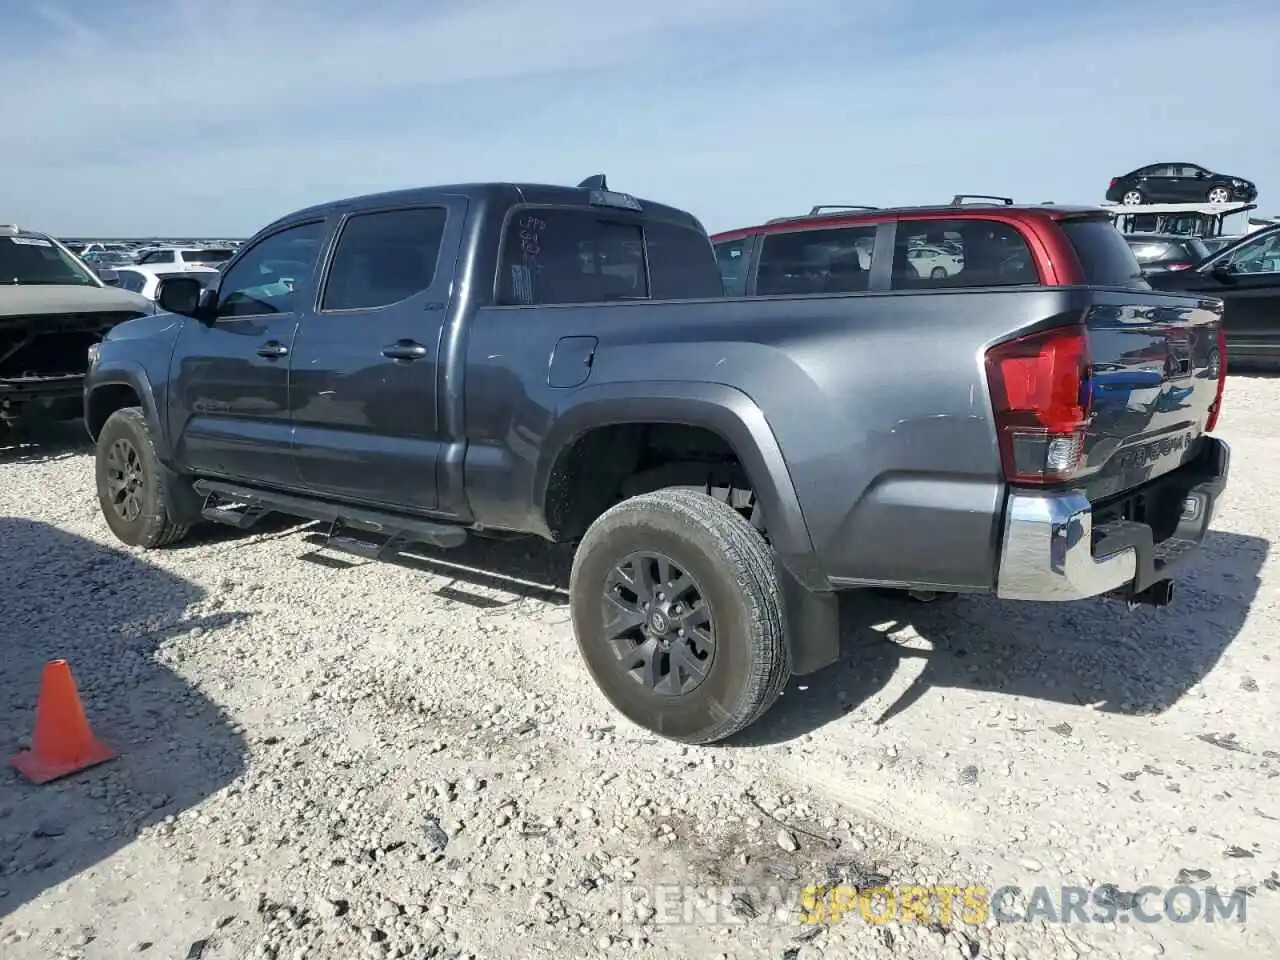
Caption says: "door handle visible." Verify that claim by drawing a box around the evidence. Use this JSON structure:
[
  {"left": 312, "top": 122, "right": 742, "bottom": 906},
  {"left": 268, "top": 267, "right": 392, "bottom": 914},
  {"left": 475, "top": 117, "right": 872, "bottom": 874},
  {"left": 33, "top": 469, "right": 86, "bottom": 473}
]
[
  {"left": 381, "top": 340, "right": 428, "bottom": 361},
  {"left": 257, "top": 341, "right": 288, "bottom": 358}
]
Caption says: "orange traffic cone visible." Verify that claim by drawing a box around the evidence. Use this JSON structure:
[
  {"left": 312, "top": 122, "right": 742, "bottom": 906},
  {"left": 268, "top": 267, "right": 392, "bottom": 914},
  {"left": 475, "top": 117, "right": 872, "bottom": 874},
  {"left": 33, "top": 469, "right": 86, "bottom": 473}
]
[{"left": 10, "top": 659, "right": 115, "bottom": 784}]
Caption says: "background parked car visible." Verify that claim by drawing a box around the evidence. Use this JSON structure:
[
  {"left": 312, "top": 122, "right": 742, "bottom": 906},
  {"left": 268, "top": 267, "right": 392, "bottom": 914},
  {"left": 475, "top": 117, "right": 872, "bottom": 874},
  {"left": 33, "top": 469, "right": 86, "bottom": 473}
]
[
  {"left": 135, "top": 246, "right": 234, "bottom": 269},
  {"left": 1106, "top": 163, "right": 1258, "bottom": 205},
  {"left": 906, "top": 242, "right": 964, "bottom": 278},
  {"left": 1146, "top": 223, "right": 1280, "bottom": 367},
  {"left": 112, "top": 264, "right": 221, "bottom": 301},
  {"left": 1125, "top": 233, "right": 1211, "bottom": 275}
]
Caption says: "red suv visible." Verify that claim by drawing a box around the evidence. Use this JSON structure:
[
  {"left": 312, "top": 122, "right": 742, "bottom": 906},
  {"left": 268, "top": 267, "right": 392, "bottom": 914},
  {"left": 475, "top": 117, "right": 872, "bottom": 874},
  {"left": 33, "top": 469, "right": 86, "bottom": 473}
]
[{"left": 710, "top": 195, "right": 1149, "bottom": 297}]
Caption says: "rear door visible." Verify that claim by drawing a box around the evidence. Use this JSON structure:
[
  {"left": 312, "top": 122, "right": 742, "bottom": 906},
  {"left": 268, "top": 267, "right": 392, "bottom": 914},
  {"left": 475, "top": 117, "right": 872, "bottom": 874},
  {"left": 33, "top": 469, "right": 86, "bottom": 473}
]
[{"left": 288, "top": 200, "right": 465, "bottom": 512}]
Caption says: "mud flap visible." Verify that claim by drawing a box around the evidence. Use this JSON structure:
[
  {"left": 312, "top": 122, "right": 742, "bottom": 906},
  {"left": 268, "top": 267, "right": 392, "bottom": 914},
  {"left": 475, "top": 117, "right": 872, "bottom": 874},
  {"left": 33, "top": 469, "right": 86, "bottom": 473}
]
[{"left": 775, "top": 555, "right": 840, "bottom": 675}]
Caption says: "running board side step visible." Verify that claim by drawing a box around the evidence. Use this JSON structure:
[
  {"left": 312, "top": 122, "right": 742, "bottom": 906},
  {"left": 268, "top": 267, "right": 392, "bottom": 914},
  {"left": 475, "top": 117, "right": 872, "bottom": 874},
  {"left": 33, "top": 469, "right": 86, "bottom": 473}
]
[{"left": 192, "top": 479, "right": 468, "bottom": 553}]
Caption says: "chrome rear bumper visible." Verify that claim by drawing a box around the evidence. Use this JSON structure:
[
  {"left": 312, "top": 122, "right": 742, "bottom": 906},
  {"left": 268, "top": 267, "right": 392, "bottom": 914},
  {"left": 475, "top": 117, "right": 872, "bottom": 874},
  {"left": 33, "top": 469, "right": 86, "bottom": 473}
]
[{"left": 995, "top": 438, "right": 1230, "bottom": 603}]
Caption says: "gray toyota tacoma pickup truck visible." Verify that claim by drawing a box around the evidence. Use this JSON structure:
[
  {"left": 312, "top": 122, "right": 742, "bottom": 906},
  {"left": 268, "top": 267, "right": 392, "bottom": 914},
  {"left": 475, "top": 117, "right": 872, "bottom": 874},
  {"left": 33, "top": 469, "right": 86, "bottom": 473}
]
[{"left": 83, "top": 177, "right": 1231, "bottom": 744}]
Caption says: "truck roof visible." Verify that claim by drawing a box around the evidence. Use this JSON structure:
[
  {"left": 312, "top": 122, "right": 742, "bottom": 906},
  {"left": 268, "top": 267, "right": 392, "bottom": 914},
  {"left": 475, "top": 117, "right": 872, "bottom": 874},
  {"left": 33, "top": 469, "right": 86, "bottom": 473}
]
[{"left": 267, "top": 180, "right": 707, "bottom": 235}]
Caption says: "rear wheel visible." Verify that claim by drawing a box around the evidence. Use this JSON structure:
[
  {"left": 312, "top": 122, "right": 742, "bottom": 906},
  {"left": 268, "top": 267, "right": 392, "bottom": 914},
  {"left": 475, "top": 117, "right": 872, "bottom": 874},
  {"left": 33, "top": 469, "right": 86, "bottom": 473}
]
[
  {"left": 569, "top": 488, "right": 790, "bottom": 744},
  {"left": 1122, "top": 189, "right": 1145, "bottom": 205},
  {"left": 95, "top": 407, "right": 193, "bottom": 549}
]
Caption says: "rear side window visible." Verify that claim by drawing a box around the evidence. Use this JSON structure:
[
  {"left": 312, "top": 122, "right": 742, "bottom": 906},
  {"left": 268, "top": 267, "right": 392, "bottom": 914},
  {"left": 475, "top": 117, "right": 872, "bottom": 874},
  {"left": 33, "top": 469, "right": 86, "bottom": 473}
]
[
  {"left": 114, "top": 269, "right": 147, "bottom": 293},
  {"left": 183, "top": 248, "right": 233, "bottom": 263},
  {"left": 139, "top": 250, "right": 175, "bottom": 264},
  {"left": 498, "top": 209, "right": 648, "bottom": 305},
  {"left": 1127, "top": 240, "right": 1179, "bottom": 264},
  {"left": 756, "top": 226, "right": 876, "bottom": 296},
  {"left": 643, "top": 221, "right": 722, "bottom": 299},
  {"left": 714, "top": 238, "right": 749, "bottom": 296},
  {"left": 890, "top": 219, "right": 1037, "bottom": 289},
  {"left": 1059, "top": 218, "right": 1145, "bottom": 286},
  {"left": 322, "top": 207, "right": 448, "bottom": 311}
]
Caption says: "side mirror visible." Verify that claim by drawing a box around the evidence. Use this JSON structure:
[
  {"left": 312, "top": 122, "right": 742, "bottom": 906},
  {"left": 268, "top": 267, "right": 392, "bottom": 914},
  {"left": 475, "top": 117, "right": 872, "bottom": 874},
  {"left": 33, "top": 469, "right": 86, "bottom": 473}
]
[
  {"left": 96, "top": 268, "right": 120, "bottom": 286},
  {"left": 1209, "top": 262, "right": 1237, "bottom": 284},
  {"left": 157, "top": 276, "right": 216, "bottom": 322}
]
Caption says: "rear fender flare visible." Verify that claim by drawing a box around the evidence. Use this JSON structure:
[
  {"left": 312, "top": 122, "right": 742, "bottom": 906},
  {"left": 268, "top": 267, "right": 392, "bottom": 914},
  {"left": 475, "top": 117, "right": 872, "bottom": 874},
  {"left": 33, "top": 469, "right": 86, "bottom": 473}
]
[{"left": 535, "top": 380, "right": 828, "bottom": 592}]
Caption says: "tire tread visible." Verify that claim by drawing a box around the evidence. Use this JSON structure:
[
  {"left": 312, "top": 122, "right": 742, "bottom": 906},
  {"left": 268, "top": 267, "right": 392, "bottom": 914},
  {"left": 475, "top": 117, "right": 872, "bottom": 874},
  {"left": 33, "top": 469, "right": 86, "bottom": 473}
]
[
  {"left": 97, "top": 406, "right": 191, "bottom": 549},
  {"left": 571, "top": 487, "right": 790, "bottom": 744}
]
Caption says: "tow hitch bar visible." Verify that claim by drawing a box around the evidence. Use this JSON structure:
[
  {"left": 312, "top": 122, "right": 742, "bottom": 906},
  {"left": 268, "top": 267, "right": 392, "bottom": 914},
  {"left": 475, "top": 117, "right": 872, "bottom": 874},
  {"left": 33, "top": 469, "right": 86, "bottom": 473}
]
[{"left": 1122, "top": 579, "right": 1176, "bottom": 610}]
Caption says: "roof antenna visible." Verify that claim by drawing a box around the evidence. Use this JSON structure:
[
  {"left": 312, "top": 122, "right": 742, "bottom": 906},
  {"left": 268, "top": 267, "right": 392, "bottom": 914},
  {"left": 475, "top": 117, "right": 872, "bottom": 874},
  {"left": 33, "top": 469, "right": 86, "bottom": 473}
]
[{"left": 577, "top": 174, "right": 608, "bottom": 190}]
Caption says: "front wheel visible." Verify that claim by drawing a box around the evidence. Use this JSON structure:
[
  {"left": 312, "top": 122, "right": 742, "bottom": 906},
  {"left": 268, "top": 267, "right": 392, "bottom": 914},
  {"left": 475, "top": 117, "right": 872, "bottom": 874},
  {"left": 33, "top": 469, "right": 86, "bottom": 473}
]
[
  {"left": 1207, "top": 186, "right": 1231, "bottom": 204},
  {"left": 569, "top": 488, "right": 790, "bottom": 744},
  {"left": 95, "top": 407, "right": 193, "bottom": 549}
]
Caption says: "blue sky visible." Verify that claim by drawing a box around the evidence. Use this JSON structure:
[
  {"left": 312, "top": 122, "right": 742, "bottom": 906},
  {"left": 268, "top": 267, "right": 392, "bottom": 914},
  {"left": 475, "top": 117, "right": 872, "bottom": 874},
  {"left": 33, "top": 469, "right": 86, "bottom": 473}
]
[{"left": 1, "top": 0, "right": 1275, "bottom": 237}]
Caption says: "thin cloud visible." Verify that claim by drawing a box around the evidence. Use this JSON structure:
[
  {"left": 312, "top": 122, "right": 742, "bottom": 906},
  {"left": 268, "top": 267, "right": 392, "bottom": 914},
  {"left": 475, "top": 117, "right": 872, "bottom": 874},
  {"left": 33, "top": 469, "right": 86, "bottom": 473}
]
[{"left": 1, "top": 0, "right": 1275, "bottom": 234}]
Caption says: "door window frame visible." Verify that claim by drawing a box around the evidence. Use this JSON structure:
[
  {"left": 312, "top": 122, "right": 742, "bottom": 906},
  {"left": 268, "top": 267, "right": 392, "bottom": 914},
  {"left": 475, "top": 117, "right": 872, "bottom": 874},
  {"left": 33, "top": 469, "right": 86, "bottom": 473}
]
[
  {"left": 315, "top": 203, "right": 457, "bottom": 316},
  {"left": 213, "top": 218, "right": 331, "bottom": 322}
]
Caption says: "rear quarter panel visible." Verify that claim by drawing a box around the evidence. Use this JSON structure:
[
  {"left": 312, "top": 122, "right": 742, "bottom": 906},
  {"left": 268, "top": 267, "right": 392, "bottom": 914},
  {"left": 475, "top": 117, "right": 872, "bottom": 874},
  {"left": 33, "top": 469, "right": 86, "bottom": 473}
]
[{"left": 464, "top": 287, "right": 1093, "bottom": 591}]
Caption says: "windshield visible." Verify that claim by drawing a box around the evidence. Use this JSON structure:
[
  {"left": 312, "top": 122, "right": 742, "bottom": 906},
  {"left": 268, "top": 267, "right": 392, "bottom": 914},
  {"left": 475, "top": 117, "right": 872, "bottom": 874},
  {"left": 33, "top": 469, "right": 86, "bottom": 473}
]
[{"left": 0, "top": 236, "right": 98, "bottom": 286}]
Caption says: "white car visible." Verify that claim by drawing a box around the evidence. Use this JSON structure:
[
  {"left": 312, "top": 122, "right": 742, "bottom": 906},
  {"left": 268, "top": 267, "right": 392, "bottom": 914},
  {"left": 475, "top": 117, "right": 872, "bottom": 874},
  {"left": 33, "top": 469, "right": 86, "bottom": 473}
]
[
  {"left": 134, "top": 246, "right": 235, "bottom": 270},
  {"left": 111, "top": 264, "right": 221, "bottom": 301},
  {"left": 907, "top": 244, "right": 964, "bottom": 279}
]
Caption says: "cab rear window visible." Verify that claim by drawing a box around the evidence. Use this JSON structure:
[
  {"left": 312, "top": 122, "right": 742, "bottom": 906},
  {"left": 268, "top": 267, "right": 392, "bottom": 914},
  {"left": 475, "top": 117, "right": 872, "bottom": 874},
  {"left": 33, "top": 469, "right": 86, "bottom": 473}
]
[{"left": 1059, "top": 218, "right": 1147, "bottom": 287}]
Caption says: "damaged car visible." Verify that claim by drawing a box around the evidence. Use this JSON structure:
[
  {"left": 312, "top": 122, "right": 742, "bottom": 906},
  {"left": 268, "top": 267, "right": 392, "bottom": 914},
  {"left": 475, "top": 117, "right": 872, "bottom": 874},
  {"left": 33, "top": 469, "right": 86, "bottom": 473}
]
[{"left": 1, "top": 223, "right": 155, "bottom": 427}]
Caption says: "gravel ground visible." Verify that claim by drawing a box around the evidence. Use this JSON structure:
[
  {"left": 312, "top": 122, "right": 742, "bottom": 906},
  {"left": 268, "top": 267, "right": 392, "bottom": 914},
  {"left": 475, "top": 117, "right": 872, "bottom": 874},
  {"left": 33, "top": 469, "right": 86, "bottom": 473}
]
[{"left": 1, "top": 378, "right": 1278, "bottom": 960}]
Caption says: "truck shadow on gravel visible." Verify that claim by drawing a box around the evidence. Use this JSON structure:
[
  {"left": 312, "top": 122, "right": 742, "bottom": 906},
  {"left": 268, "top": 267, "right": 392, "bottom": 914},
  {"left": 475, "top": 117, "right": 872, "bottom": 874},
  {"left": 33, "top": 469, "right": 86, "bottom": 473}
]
[
  {"left": 0, "top": 420, "right": 94, "bottom": 465},
  {"left": 0, "top": 518, "right": 249, "bottom": 921},
  {"left": 734, "top": 529, "right": 1268, "bottom": 745},
  {"left": 298, "top": 530, "right": 574, "bottom": 608}
]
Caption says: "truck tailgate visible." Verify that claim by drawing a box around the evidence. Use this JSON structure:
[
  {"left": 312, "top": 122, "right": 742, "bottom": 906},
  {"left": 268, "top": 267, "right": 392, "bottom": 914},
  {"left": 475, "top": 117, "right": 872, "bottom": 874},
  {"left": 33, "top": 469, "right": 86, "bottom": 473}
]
[{"left": 1080, "top": 291, "right": 1225, "bottom": 501}]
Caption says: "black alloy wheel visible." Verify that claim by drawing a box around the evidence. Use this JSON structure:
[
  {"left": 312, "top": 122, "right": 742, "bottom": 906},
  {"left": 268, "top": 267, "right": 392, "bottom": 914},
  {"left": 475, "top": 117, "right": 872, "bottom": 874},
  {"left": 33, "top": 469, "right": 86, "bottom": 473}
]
[
  {"left": 603, "top": 551, "right": 716, "bottom": 696},
  {"left": 104, "top": 436, "right": 146, "bottom": 523}
]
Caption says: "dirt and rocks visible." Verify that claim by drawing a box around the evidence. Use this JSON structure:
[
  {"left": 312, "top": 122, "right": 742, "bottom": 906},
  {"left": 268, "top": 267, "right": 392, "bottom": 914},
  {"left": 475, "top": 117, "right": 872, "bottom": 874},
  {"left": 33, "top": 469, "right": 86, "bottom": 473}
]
[{"left": 2, "top": 378, "right": 1279, "bottom": 960}]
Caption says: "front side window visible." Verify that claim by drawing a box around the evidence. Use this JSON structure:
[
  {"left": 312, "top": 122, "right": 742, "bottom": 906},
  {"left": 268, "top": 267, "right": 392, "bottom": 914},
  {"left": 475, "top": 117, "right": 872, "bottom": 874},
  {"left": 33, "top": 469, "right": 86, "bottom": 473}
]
[
  {"left": 756, "top": 225, "right": 877, "bottom": 296},
  {"left": 0, "top": 235, "right": 97, "bottom": 286},
  {"left": 498, "top": 209, "right": 647, "bottom": 306},
  {"left": 891, "top": 219, "right": 1037, "bottom": 290},
  {"left": 1219, "top": 231, "right": 1280, "bottom": 275},
  {"left": 216, "top": 221, "right": 326, "bottom": 319},
  {"left": 321, "top": 207, "right": 448, "bottom": 312}
]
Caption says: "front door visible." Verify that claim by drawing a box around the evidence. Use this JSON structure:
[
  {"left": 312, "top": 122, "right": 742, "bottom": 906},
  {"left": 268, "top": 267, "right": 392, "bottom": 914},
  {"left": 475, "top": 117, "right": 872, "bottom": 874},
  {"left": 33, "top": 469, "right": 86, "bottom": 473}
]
[
  {"left": 1208, "top": 231, "right": 1280, "bottom": 362},
  {"left": 288, "top": 201, "right": 465, "bottom": 513},
  {"left": 168, "top": 219, "right": 329, "bottom": 486}
]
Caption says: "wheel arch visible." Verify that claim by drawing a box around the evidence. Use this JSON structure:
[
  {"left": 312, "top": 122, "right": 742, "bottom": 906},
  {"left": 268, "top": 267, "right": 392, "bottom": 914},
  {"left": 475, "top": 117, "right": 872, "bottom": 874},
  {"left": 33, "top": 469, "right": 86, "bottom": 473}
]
[
  {"left": 85, "top": 362, "right": 167, "bottom": 455},
  {"left": 535, "top": 380, "right": 828, "bottom": 593}
]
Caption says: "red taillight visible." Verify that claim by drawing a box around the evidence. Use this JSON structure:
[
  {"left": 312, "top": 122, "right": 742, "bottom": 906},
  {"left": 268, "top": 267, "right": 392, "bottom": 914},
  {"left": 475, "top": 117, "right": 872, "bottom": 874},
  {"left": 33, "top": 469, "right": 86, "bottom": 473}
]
[
  {"left": 1109, "top": 177, "right": 1118, "bottom": 188},
  {"left": 985, "top": 325, "right": 1091, "bottom": 485},
  {"left": 1206, "top": 327, "right": 1227, "bottom": 432}
]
